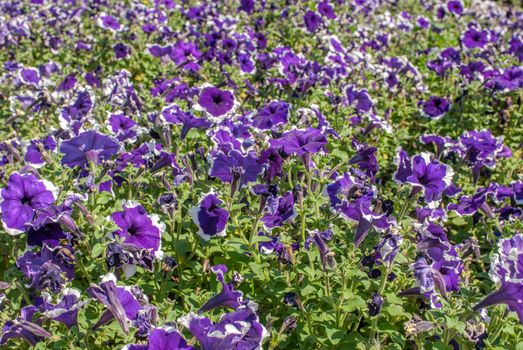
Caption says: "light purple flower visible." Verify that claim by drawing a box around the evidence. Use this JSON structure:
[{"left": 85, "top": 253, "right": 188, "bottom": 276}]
[{"left": 41, "top": 288, "right": 88, "bottom": 328}]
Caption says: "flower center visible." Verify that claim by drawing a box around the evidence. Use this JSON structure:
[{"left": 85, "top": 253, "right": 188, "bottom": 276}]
[
  {"left": 21, "top": 196, "right": 32, "bottom": 206},
  {"left": 128, "top": 225, "right": 138, "bottom": 235},
  {"left": 212, "top": 95, "right": 223, "bottom": 104}
]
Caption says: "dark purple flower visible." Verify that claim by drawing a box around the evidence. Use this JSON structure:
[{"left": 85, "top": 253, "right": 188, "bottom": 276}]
[
  {"left": 199, "top": 265, "right": 244, "bottom": 313},
  {"left": 197, "top": 86, "right": 236, "bottom": 119},
  {"left": 374, "top": 229, "right": 403, "bottom": 267},
  {"left": 258, "top": 148, "right": 284, "bottom": 181},
  {"left": 170, "top": 41, "right": 201, "bottom": 71},
  {"left": 17, "top": 244, "right": 75, "bottom": 293},
  {"left": 261, "top": 191, "right": 296, "bottom": 229},
  {"left": 304, "top": 11, "right": 322, "bottom": 32},
  {"left": 107, "top": 112, "right": 139, "bottom": 141},
  {"left": 252, "top": 101, "right": 290, "bottom": 130},
  {"left": 421, "top": 96, "right": 450, "bottom": 119},
  {"left": 111, "top": 202, "right": 164, "bottom": 257},
  {"left": 190, "top": 193, "right": 229, "bottom": 240},
  {"left": 113, "top": 43, "right": 130, "bottom": 59},
  {"left": 178, "top": 302, "right": 268, "bottom": 350},
  {"left": 462, "top": 28, "right": 489, "bottom": 49},
  {"left": 318, "top": 0, "right": 336, "bottom": 19},
  {"left": 447, "top": 1, "right": 463, "bottom": 15},
  {"left": 59, "top": 130, "right": 120, "bottom": 168},
  {"left": 368, "top": 293, "right": 384, "bottom": 316},
  {"left": 349, "top": 141, "right": 379, "bottom": 180},
  {"left": 60, "top": 90, "right": 95, "bottom": 128},
  {"left": 0, "top": 172, "right": 57, "bottom": 234},
  {"left": 0, "top": 306, "right": 51, "bottom": 346},
  {"left": 25, "top": 136, "right": 56, "bottom": 168},
  {"left": 41, "top": 288, "right": 87, "bottom": 328}
]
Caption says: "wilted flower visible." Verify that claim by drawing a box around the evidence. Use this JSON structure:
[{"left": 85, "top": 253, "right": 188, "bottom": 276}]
[
  {"left": 0, "top": 305, "right": 51, "bottom": 346},
  {"left": 199, "top": 265, "right": 244, "bottom": 313}
]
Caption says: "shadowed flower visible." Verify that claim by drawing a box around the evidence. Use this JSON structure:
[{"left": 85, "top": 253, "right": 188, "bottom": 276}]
[
  {"left": 261, "top": 191, "right": 296, "bottom": 229},
  {"left": 161, "top": 104, "right": 211, "bottom": 140},
  {"left": 305, "top": 229, "right": 337, "bottom": 271}
]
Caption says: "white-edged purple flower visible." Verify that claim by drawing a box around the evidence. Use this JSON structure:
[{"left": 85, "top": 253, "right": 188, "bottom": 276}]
[
  {"left": 161, "top": 104, "right": 211, "bottom": 140},
  {"left": 107, "top": 111, "right": 139, "bottom": 142},
  {"left": 374, "top": 229, "right": 403, "bottom": 267},
  {"left": 97, "top": 13, "right": 122, "bottom": 32},
  {"left": 421, "top": 96, "right": 450, "bottom": 119},
  {"left": 199, "top": 265, "right": 244, "bottom": 313},
  {"left": 24, "top": 135, "right": 56, "bottom": 168},
  {"left": 178, "top": 302, "right": 268, "bottom": 350},
  {"left": 474, "top": 234, "right": 523, "bottom": 324},
  {"left": 462, "top": 28, "right": 489, "bottom": 49},
  {"left": 197, "top": 86, "right": 237, "bottom": 119},
  {"left": 59, "top": 130, "right": 120, "bottom": 168},
  {"left": 0, "top": 172, "right": 57, "bottom": 235},
  {"left": 41, "top": 288, "right": 88, "bottom": 328},
  {"left": 110, "top": 202, "right": 164, "bottom": 258},
  {"left": 305, "top": 229, "right": 336, "bottom": 271},
  {"left": 190, "top": 193, "right": 229, "bottom": 240}
]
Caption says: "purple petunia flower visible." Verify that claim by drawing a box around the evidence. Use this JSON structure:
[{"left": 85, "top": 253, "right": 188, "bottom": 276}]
[
  {"left": 190, "top": 193, "right": 229, "bottom": 240},
  {"left": 24, "top": 135, "right": 56, "bottom": 168},
  {"left": 421, "top": 96, "right": 450, "bottom": 119},
  {"left": 474, "top": 234, "right": 523, "bottom": 324},
  {"left": 395, "top": 150, "right": 454, "bottom": 207},
  {"left": 178, "top": 302, "right": 268, "bottom": 350},
  {"left": 107, "top": 112, "right": 139, "bottom": 142},
  {"left": 210, "top": 150, "right": 264, "bottom": 194},
  {"left": 170, "top": 41, "right": 201, "bottom": 72},
  {"left": 97, "top": 13, "right": 121, "bottom": 32},
  {"left": 252, "top": 101, "right": 290, "bottom": 130},
  {"left": 199, "top": 265, "right": 244, "bottom": 313},
  {"left": 303, "top": 10, "right": 322, "bottom": 32},
  {"left": 345, "top": 85, "right": 374, "bottom": 114},
  {"left": 349, "top": 140, "right": 379, "bottom": 180},
  {"left": 0, "top": 305, "right": 51, "bottom": 346},
  {"left": 41, "top": 288, "right": 88, "bottom": 328},
  {"left": 111, "top": 202, "right": 164, "bottom": 258},
  {"left": 269, "top": 128, "right": 327, "bottom": 171},
  {"left": 0, "top": 172, "right": 57, "bottom": 235},
  {"left": 124, "top": 327, "right": 196, "bottom": 350},
  {"left": 305, "top": 229, "right": 336, "bottom": 271},
  {"left": 258, "top": 148, "right": 284, "bottom": 182},
  {"left": 87, "top": 274, "right": 143, "bottom": 334},
  {"left": 59, "top": 130, "right": 120, "bottom": 168},
  {"left": 197, "top": 86, "right": 236, "bottom": 119},
  {"left": 17, "top": 243, "right": 75, "bottom": 293},
  {"left": 374, "top": 229, "right": 403, "bottom": 267},
  {"left": 447, "top": 1, "right": 463, "bottom": 15},
  {"left": 261, "top": 191, "right": 296, "bottom": 229},
  {"left": 161, "top": 104, "right": 211, "bottom": 140},
  {"left": 462, "top": 28, "right": 489, "bottom": 49}
]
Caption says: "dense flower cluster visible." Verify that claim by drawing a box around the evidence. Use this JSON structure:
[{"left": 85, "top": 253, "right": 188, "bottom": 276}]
[{"left": 0, "top": 0, "right": 522, "bottom": 349}]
